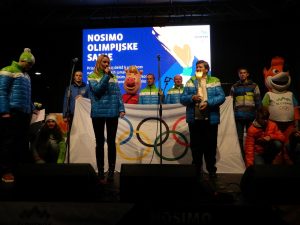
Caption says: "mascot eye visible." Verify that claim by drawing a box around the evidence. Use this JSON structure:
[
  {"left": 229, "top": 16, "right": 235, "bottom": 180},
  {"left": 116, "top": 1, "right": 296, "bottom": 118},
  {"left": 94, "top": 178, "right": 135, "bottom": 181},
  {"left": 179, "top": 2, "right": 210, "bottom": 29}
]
[{"left": 272, "top": 69, "right": 280, "bottom": 74}]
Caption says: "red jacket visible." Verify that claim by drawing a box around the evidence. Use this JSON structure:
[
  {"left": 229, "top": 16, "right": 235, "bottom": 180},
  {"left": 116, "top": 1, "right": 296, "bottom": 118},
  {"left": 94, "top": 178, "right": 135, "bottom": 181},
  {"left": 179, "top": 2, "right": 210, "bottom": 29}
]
[{"left": 245, "top": 120, "right": 285, "bottom": 167}]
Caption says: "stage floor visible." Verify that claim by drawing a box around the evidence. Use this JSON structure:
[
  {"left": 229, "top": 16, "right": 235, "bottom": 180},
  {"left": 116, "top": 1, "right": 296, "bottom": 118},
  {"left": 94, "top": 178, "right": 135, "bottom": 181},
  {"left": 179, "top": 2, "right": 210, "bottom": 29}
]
[{"left": 0, "top": 170, "right": 299, "bottom": 225}]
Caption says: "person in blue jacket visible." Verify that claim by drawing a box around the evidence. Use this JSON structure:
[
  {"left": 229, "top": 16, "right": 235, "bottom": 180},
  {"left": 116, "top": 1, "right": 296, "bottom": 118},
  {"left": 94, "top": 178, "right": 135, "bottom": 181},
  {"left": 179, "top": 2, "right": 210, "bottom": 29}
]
[
  {"left": 0, "top": 48, "right": 36, "bottom": 183},
  {"left": 88, "top": 54, "right": 125, "bottom": 182},
  {"left": 180, "top": 60, "right": 225, "bottom": 179},
  {"left": 63, "top": 70, "right": 89, "bottom": 127},
  {"left": 139, "top": 73, "right": 163, "bottom": 104},
  {"left": 165, "top": 74, "right": 184, "bottom": 104}
]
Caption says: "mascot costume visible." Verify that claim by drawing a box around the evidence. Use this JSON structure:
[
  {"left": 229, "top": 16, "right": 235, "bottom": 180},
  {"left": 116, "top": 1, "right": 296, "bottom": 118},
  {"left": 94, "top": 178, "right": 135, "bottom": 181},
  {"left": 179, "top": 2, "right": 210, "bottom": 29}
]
[
  {"left": 262, "top": 56, "right": 299, "bottom": 164},
  {"left": 122, "top": 65, "right": 142, "bottom": 104}
]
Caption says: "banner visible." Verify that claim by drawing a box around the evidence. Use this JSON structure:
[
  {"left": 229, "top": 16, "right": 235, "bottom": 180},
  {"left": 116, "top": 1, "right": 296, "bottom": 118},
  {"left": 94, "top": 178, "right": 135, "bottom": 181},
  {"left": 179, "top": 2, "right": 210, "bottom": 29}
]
[{"left": 69, "top": 97, "right": 245, "bottom": 173}]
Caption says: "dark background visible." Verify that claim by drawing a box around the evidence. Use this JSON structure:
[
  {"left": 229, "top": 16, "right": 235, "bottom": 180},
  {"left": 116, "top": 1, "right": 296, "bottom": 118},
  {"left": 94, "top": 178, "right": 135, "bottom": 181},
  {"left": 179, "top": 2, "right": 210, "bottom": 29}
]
[{"left": 0, "top": 0, "right": 299, "bottom": 113}]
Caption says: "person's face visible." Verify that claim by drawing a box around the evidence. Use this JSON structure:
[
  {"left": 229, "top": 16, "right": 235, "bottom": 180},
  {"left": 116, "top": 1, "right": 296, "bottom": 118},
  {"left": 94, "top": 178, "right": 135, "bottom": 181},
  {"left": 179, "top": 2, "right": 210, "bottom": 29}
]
[
  {"left": 20, "top": 61, "right": 34, "bottom": 72},
  {"left": 46, "top": 120, "right": 56, "bottom": 129},
  {"left": 238, "top": 69, "right": 249, "bottom": 82},
  {"left": 196, "top": 63, "right": 207, "bottom": 74},
  {"left": 147, "top": 75, "right": 155, "bottom": 86},
  {"left": 257, "top": 116, "right": 268, "bottom": 128},
  {"left": 100, "top": 56, "right": 110, "bottom": 70},
  {"left": 174, "top": 75, "right": 182, "bottom": 86},
  {"left": 74, "top": 72, "right": 83, "bottom": 83}
]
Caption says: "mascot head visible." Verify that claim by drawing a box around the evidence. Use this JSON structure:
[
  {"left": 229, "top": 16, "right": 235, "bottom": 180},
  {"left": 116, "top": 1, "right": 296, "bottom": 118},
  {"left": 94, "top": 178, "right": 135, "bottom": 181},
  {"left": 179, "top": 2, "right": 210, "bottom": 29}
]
[
  {"left": 124, "top": 65, "right": 142, "bottom": 95},
  {"left": 263, "top": 56, "right": 291, "bottom": 92}
]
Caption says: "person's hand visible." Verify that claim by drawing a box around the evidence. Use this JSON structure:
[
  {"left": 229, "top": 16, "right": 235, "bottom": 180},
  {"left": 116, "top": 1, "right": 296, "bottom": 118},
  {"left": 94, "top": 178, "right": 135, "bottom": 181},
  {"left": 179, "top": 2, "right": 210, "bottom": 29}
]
[
  {"left": 200, "top": 101, "right": 208, "bottom": 110},
  {"left": 119, "top": 112, "right": 125, "bottom": 118},
  {"left": 75, "top": 95, "right": 82, "bottom": 99},
  {"left": 192, "top": 95, "right": 201, "bottom": 103},
  {"left": 1, "top": 113, "right": 11, "bottom": 118},
  {"left": 36, "top": 159, "right": 45, "bottom": 164}
]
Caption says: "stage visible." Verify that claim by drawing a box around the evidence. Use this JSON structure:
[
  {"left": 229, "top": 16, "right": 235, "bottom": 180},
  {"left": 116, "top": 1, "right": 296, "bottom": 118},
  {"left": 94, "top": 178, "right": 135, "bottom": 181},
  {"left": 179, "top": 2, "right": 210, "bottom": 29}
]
[{"left": 1, "top": 164, "right": 299, "bottom": 225}]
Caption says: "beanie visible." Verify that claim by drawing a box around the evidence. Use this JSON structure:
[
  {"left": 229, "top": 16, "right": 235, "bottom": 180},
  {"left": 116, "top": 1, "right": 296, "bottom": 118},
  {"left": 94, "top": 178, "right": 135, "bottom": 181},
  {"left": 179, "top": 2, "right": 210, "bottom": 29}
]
[
  {"left": 45, "top": 114, "right": 57, "bottom": 123},
  {"left": 19, "top": 48, "right": 35, "bottom": 63}
]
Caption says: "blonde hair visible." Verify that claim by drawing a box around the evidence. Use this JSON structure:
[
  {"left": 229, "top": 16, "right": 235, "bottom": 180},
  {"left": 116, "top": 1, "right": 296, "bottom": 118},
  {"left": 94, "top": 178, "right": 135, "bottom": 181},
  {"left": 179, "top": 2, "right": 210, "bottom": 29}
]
[{"left": 94, "top": 54, "right": 110, "bottom": 74}]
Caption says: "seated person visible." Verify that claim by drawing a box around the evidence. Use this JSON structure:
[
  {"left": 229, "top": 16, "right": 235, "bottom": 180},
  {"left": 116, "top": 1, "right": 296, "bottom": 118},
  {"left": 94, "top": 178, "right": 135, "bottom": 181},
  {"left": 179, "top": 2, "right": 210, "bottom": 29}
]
[
  {"left": 31, "top": 114, "right": 66, "bottom": 163},
  {"left": 244, "top": 106, "right": 286, "bottom": 167},
  {"left": 287, "top": 130, "right": 300, "bottom": 164}
]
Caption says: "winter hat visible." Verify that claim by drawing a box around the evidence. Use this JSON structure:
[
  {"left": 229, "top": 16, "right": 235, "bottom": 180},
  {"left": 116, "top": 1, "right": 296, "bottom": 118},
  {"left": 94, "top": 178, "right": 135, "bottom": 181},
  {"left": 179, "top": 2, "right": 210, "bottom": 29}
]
[
  {"left": 19, "top": 48, "right": 35, "bottom": 63},
  {"left": 45, "top": 114, "right": 57, "bottom": 123}
]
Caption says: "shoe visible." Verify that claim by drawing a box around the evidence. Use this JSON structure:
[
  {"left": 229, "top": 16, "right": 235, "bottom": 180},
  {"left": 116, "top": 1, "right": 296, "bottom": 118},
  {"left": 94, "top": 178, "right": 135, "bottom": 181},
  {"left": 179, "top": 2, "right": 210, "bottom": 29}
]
[
  {"left": 209, "top": 172, "right": 217, "bottom": 179},
  {"left": 1, "top": 173, "right": 15, "bottom": 183},
  {"left": 98, "top": 170, "right": 105, "bottom": 179},
  {"left": 107, "top": 170, "right": 114, "bottom": 181}
]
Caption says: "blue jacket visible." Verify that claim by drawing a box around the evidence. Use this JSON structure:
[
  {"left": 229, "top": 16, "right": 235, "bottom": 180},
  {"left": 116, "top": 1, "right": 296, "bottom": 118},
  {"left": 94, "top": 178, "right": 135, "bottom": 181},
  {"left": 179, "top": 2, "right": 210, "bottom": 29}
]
[
  {"left": 88, "top": 70, "right": 125, "bottom": 118},
  {"left": 180, "top": 75, "right": 225, "bottom": 124},
  {"left": 0, "top": 61, "right": 33, "bottom": 114},
  {"left": 63, "top": 82, "right": 89, "bottom": 118},
  {"left": 139, "top": 84, "right": 161, "bottom": 104},
  {"left": 229, "top": 80, "right": 261, "bottom": 120},
  {"left": 165, "top": 85, "right": 184, "bottom": 104}
]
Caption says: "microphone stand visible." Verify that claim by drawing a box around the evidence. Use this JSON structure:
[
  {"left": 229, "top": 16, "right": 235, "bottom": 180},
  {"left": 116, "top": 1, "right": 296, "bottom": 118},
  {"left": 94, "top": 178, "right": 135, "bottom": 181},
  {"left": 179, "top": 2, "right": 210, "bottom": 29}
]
[
  {"left": 157, "top": 55, "right": 163, "bottom": 164},
  {"left": 65, "top": 59, "right": 77, "bottom": 163}
]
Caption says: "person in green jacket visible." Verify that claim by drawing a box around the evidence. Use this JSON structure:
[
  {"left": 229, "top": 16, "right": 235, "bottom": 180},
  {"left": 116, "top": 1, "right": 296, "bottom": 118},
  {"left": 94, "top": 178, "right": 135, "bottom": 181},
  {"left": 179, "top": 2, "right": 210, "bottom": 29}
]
[{"left": 31, "top": 114, "right": 66, "bottom": 164}]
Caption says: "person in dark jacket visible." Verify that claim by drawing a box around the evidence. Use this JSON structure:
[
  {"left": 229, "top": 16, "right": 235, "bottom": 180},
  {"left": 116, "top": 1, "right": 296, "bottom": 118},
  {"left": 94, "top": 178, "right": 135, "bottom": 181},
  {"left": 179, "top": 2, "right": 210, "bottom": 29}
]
[
  {"left": 88, "top": 54, "right": 125, "bottom": 183},
  {"left": 0, "top": 48, "right": 36, "bottom": 183},
  {"left": 63, "top": 70, "right": 89, "bottom": 128},
  {"left": 230, "top": 67, "right": 261, "bottom": 161}
]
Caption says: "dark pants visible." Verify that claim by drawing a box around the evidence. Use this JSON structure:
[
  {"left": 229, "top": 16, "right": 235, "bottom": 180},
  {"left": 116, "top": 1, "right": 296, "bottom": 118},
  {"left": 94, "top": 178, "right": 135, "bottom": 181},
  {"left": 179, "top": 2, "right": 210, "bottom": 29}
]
[
  {"left": 0, "top": 111, "right": 31, "bottom": 173},
  {"left": 188, "top": 120, "right": 218, "bottom": 174},
  {"left": 235, "top": 119, "right": 252, "bottom": 161},
  {"left": 92, "top": 117, "right": 119, "bottom": 173}
]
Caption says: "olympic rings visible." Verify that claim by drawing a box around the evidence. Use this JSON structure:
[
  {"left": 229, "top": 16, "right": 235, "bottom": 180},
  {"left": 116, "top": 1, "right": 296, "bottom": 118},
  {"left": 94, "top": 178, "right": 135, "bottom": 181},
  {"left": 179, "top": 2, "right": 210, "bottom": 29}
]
[
  {"left": 119, "top": 117, "right": 134, "bottom": 145},
  {"left": 172, "top": 116, "right": 190, "bottom": 147},
  {"left": 136, "top": 117, "right": 170, "bottom": 147},
  {"left": 153, "top": 130, "right": 189, "bottom": 161},
  {"left": 117, "top": 130, "right": 152, "bottom": 161}
]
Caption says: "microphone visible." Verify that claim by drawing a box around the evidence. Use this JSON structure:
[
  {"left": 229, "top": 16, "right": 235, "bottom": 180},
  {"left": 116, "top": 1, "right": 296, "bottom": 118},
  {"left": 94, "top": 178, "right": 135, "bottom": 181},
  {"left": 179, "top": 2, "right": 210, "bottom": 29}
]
[
  {"left": 106, "top": 66, "right": 113, "bottom": 77},
  {"left": 72, "top": 58, "right": 78, "bottom": 63},
  {"left": 164, "top": 77, "right": 173, "bottom": 82},
  {"left": 157, "top": 54, "right": 160, "bottom": 61}
]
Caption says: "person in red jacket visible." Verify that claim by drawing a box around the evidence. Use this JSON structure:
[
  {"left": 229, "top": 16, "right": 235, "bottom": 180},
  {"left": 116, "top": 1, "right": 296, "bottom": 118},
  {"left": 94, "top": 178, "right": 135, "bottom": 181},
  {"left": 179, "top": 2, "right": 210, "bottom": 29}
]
[{"left": 245, "top": 106, "right": 286, "bottom": 167}]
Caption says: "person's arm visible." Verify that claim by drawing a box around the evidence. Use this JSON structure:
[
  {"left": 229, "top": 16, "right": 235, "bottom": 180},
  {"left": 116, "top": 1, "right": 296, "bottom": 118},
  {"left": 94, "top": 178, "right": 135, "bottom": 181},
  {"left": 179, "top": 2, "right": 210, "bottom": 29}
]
[
  {"left": 0, "top": 72, "right": 13, "bottom": 115},
  {"left": 57, "top": 141, "right": 67, "bottom": 163}
]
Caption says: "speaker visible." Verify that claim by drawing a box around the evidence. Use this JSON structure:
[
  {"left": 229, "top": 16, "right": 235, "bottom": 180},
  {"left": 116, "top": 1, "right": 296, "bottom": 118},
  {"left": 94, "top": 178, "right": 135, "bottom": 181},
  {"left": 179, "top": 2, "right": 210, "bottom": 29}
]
[
  {"left": 240, "top": 165, "right": 300, "bottom": 204},
  {"left": 15, "top": 163, "right": 98, "bottom": 201},
  {"left": 120, "top": 164, "right": 215, "bottom": 203}
]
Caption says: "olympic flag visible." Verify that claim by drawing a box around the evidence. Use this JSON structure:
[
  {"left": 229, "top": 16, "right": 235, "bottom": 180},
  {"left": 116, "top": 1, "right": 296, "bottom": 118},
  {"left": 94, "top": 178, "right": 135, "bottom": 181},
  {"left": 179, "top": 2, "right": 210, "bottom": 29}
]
[{"left": 69, "top": 97, "right": 245, "bottom": 174}]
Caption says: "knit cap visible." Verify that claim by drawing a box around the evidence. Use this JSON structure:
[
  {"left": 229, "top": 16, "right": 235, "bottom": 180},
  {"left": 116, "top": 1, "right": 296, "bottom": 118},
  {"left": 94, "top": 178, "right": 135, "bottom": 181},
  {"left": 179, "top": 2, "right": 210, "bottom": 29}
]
[
  {"left": 19, "top": 48, "right": 35, "bottom": 63},
  {"left": 45, "top": 114, "right": 57, "bottom": 122}
]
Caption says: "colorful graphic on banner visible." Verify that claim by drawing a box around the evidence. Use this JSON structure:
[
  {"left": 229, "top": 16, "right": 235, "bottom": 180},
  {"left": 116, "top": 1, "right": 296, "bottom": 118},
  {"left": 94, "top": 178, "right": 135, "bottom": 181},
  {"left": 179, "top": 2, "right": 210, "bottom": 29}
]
[{"left": 82, "top": 25, "right": 211, "bottom": 94}]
